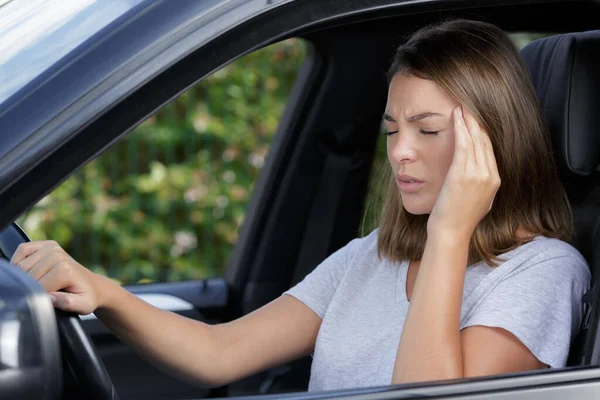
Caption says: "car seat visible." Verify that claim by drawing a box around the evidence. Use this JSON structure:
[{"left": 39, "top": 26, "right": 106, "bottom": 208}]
[{"left": 520, "top": 30, "right": 600, "bottom": 366}]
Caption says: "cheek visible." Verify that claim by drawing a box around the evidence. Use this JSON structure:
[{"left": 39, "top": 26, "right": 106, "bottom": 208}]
[
  {"left": 385, "top": 137, "right": 395, "bottom": 165},
  {"left": 386, "top": 139, "right": 391, "bottom": 160},
  {"left": 434, "top": 134, "right": 455, "bottom": 180}
]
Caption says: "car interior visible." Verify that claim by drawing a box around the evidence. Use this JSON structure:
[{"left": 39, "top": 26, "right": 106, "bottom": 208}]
[{"left": 2, "top": 1, "right": 600, "bottom": 400}]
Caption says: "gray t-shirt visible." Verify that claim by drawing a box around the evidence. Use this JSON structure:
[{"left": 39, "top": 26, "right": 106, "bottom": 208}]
[{"left": 283, "top": 229, "right": 591, "bottom": 392}]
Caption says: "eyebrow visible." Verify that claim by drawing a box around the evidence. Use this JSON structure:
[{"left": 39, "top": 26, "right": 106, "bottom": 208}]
[{"left": 382, "top": 112, "right": 443, "bottom": 123}]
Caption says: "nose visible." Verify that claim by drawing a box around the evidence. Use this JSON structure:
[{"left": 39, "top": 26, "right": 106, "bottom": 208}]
[{"left": 388, "top": 132, "right": 418, "bottom": 164}]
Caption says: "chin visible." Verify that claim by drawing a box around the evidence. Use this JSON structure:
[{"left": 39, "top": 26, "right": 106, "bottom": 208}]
[
  {"left": 403, "top": 207, "right": 431, "bottom": 215},
  {"left": 401, "top": 197, "right": 433, "bottom": 215}
]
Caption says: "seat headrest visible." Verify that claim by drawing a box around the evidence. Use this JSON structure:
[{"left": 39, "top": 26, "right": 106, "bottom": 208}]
[{"left": 520, "top": 31, "right": 600, "bottom": 178}]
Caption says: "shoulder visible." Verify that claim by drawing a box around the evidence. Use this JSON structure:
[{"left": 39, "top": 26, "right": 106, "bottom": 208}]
[
  {"left": 497, "top": 236, "right": 590, "bottom": 288},
  {"left": 307, "top": 229, "right": 381, "bottom": 275},
  {"left": 342, "top": 228, "right": 380, "bottom": 257},
  {"left": 463, "top": 237, "right": 590, "bottom": 369},
  {"left": 521, "top": 236, "right": 587, "bottom": 270},
  {"left": 528, "top": 236, "right": 586, "bottom": 259},
  {"left": 325, "top": 229, "right": 382, "bottom": 273}
]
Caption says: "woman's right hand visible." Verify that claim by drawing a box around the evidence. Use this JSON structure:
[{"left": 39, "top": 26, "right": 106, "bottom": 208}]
[{"left": 11, "top": 240, "right": 107, "bottom": 315}]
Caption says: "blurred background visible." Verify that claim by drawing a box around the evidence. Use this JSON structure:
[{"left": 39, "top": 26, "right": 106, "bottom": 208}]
[{"left": 16, "top": 33, "right": 546, "bottom": 285}]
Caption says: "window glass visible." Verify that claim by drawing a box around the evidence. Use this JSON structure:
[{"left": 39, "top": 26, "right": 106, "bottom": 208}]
[
  {"left": 510, "top": 32, "right": 554, "bottom": 50},
  {"left": 17, "top": 39, "right": 307, "bottom": 284},
  {"left": 0, "top": 0, "right": 154, "bottom": 103}
]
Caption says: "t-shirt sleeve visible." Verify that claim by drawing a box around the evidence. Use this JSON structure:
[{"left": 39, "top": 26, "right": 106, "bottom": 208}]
[
  {"left": 461, "top": 255, "right": 591, "bottom": 368},
  {"left": 282, "top": 235, "right": 366, "bottom": 319}
]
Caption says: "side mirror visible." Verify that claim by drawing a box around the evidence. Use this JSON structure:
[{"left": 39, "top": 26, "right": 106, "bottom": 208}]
[{"left": 0, "top": 226, "right": 62, "bottom": 399}]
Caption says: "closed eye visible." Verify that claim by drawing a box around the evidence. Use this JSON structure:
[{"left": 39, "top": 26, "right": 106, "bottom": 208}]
[
  {"left": 384, "top": 129, "right": 439, "bottom": 136},
  {"left": 383, "top": 129, "right": 440, "bottom": 136}
]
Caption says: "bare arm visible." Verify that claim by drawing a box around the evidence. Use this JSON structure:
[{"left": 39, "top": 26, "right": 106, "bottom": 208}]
[
  {"left": 12, "top": 241, "right": 321, "bottom": 388},
  {"left": 391, "top": 233, "right": 467, "bottom": 383},
  {"left": 392, "top": 233, "right": 545, "bottom": 384},
  {"left": 95, "top": 282, "right": 321, "bottom": 387}
]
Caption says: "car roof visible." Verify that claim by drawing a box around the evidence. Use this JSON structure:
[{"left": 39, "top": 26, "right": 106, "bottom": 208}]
[{"left": 0, "top": 0, "right": 289, "bottom": 110}]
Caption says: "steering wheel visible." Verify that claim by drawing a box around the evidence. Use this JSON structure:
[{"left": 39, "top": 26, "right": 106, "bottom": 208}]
[{"left": 0, "top": 222, "right": 118, "bottom": 400}]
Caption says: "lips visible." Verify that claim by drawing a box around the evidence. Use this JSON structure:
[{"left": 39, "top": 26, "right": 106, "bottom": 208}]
[
  {"left": 395, "top": 174, "right": 424, "bottom": 193},
  {"left": 396, "top": 174, "right": 423, "bottom": 183}
]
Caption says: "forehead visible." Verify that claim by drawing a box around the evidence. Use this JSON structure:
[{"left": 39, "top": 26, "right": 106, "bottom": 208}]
[{"left": 385, "top": 73, "right": 458, "bottom": 116}]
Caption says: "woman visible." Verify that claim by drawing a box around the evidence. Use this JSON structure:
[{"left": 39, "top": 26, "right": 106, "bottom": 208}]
[{"left": 12, "top": 19, "right": 590, "bottom": 391}]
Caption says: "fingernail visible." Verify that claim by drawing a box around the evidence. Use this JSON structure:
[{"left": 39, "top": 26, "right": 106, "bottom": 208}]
[
  {"left": 49, "top": 295, "right": 56, "bottom": 304},
  {"left": 457, "top": 107, "right": 463, "bottom": 118}
]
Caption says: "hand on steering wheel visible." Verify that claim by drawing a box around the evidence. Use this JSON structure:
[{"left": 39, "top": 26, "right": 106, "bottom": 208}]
[{"left": 2, "top": 224, "right": 118, "bottom": 400}]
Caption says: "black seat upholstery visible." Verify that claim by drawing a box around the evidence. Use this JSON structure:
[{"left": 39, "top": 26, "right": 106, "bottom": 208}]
[{"left": 520, "top": 31, "right": 600, "bottom": 366}]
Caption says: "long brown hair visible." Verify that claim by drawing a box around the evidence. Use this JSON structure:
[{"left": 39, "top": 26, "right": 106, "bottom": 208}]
[{"left": 377, "top": 19, "right": 572, "bottom": 266}]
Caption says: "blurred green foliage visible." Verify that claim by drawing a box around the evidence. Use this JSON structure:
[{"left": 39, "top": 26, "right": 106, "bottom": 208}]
[{"left": 17, "top": 39, "right": 307, "bottom": 284}]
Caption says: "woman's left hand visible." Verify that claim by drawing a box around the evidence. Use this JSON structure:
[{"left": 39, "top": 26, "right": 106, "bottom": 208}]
[{"left": 427, "top": 106, "right": 501, "bottom": 241}]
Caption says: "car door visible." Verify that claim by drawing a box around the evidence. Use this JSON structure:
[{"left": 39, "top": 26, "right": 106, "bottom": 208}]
[
  {"left": 25, "top": 37, "right": 316, "bottom": 400},
  {"left": 2, "top": 1, "right": 600, "bottom": 400},
  {"left": 0, "top": 1, "right": 321, "bottom": 399}
]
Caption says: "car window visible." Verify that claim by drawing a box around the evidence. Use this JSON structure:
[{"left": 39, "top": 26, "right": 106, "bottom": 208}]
[{"left": 17, "top": 39, "right": 308, "bottom": 285}]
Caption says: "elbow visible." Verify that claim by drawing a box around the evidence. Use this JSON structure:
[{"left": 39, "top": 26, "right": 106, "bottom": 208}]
[{"left": 168, "top": 367, "right": 231, "bottom": 390}]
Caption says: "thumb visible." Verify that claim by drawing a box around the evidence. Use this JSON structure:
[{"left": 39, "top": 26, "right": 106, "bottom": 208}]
[
  {"left": 50, "top": 291, "right": 91, "bottom": 314},
  {"left": 487, "top": 198, "right": 494, "bottom": 213}
]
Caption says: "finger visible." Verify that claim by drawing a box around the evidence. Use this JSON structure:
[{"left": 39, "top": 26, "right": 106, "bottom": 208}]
[
  {"left": 14, "top": 243, "right": 58, "bottom": 274},
  {"left": 453, "top": 107, "right": 470, "bottom": 169},
  {"left": 37, "top": 262, "right": 76, "bottom": 294},
  {"left": 480, "top": 134, "right": 501, "bottom": 212},
  {"left": 462, "top": 108, "right": 483, "bottom": 166},
  {"left": 27, "top": 252, "right": 69, "bottom": 282},
  {"left": 49, "top": 291, "right": 90, "bottom": 314},
  {"left": 11, "top": 240, "right": 56, "bottom": 265},
  {"left": 477, "top": 129, "right": 499, "bottom": 181},
  {"left": 484, "top": 134, "right": 500, "bottom": 178}
]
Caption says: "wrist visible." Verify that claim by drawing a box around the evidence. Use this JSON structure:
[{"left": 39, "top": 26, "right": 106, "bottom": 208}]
[
  {"left": 93, "top": 273, "right": 122, "bottom": 311},
  {"left": 426, "top": 227, "right": 471, "bottom": 249}
]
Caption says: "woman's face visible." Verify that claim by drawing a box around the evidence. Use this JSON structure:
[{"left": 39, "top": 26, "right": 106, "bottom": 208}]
[{"left": 384, "top": 73, "right": 458, "bottom": 215}]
